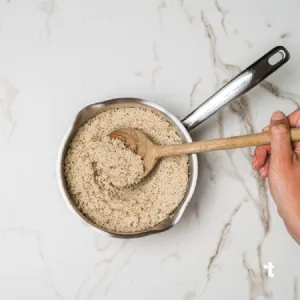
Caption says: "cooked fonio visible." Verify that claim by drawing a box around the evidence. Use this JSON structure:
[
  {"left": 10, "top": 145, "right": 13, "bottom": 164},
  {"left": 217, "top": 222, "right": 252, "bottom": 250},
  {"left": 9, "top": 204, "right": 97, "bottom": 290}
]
[{"left": 64, "top": 107, "right": 189, "bottom": 233}]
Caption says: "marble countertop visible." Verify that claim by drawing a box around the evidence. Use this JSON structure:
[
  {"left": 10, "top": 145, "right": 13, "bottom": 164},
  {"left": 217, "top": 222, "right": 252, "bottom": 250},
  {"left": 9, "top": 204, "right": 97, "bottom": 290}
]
[{"left": 1, "top": 0, "right": 300, "bottom": 299}]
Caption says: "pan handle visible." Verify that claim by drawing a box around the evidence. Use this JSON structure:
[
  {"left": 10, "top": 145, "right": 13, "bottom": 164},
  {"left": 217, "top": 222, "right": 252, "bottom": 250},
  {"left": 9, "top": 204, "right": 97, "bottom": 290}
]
[{"left": 181, "top": 46, "right": 290, "bottom": 132}]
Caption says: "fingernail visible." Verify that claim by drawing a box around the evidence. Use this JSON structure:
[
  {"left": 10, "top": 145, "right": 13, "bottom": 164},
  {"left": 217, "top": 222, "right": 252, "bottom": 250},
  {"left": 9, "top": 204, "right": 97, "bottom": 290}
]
[
  {"left": 272, "top": 111, "right": 286, "bottom": 121},
  {"left": 260, "top": 168, "right": 266, "bottom": 178},
  {"left": 262, "top": 126, "right": 269, "bottom": 132}
]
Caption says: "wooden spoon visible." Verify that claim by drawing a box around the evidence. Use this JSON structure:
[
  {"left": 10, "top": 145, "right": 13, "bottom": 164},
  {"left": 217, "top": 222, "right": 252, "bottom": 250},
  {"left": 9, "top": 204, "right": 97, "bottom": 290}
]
[{"left": 110, "top": 128, "right": 300, "bottom": 178}]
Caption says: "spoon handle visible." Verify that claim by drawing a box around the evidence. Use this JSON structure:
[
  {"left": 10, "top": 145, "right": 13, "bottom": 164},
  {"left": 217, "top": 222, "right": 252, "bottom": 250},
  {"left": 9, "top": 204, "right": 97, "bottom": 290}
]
[{"left": 155, "top": 128, "right": 300, "bottom": 157}]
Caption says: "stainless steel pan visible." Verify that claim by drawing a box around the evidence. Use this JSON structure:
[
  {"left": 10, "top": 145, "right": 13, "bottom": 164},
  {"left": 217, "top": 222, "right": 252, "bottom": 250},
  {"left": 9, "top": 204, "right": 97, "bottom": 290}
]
[{"left": 57, "top": 46, "right": 290, "bottom": 238}]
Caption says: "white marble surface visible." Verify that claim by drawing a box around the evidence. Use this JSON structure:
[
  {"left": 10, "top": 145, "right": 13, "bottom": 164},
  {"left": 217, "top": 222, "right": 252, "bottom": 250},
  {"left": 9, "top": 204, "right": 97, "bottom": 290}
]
[{"left": 1, "top": 0, "right": 300, "bottom": 299}]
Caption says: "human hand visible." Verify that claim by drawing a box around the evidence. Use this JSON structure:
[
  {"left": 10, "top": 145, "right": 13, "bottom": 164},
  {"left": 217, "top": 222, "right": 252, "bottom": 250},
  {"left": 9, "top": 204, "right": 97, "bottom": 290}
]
[{"left": 253, "top": 109, "right": 300, "bottom": 244}]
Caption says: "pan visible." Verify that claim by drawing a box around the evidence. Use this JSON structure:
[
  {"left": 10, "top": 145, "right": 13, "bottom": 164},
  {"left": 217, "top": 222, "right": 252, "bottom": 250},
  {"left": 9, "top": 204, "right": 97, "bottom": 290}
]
[{"left": 57, "top": 46, "right": 290, "bottom": 238}]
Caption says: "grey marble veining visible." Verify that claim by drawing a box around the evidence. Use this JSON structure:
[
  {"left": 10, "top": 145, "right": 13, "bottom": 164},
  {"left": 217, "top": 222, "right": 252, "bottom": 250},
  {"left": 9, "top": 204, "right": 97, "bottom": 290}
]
[{"left": 0, "top": 0, "right": 300, "bottom": 299}]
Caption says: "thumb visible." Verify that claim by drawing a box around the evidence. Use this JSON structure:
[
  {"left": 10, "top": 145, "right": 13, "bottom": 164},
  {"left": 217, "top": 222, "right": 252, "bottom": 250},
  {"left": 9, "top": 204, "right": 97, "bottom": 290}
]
[{"left": 270, "top": 111, "right": 293, "bottom": 168}]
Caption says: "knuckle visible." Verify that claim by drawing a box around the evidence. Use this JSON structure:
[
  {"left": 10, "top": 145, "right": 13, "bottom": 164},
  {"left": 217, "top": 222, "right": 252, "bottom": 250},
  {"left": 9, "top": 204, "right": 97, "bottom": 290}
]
[
  {"left": 271, "top": 123, "right": 289, "bottom": 135},
  {"left": 277, "top": 207, "right": 284, "bottom": 218}
]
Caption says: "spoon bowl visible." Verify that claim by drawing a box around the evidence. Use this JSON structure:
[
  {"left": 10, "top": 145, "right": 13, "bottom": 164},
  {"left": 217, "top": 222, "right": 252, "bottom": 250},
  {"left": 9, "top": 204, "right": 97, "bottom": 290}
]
[{"left": 110, "top": 128, "right": 158, "bottom": 177}]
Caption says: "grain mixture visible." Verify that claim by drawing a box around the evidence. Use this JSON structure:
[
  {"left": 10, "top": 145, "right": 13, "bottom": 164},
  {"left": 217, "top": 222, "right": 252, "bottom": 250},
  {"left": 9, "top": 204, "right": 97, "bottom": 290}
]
[{"left": 64, "top": 107, "right": 189, "bottom": 233}]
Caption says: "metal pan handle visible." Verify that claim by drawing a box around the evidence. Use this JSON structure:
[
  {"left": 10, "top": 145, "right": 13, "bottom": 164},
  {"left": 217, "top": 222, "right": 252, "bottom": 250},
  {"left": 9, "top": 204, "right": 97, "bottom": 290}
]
[{"left": 181, "top": 46, "right": 290, "bottom": 131}]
